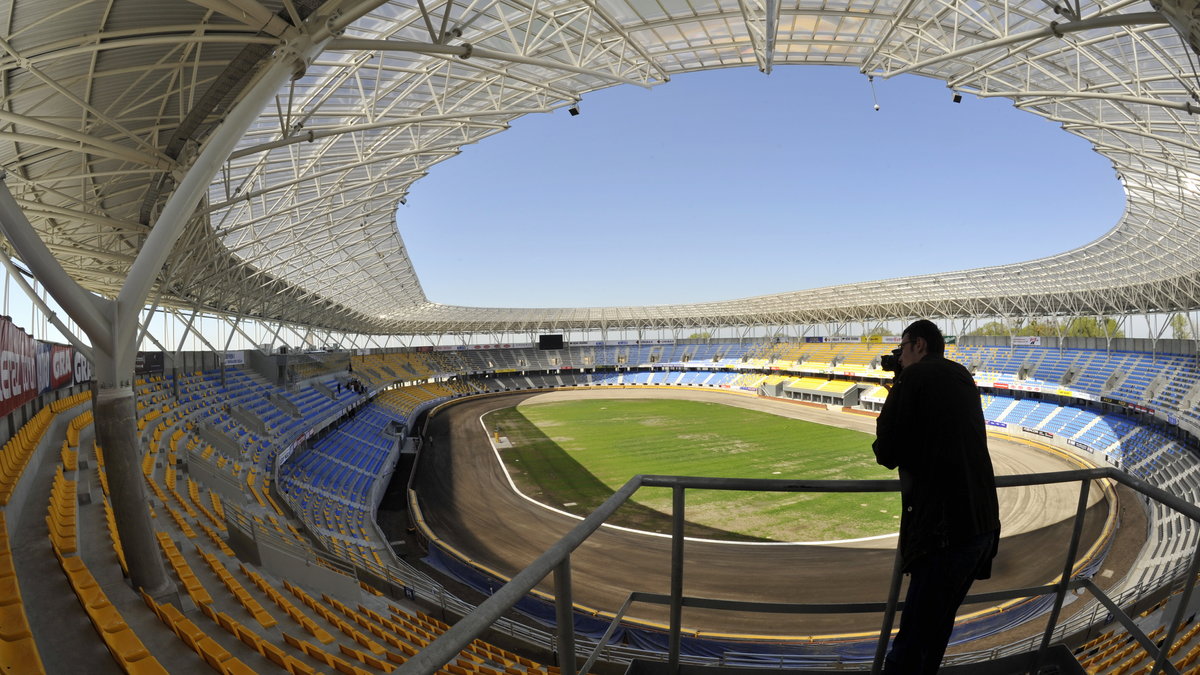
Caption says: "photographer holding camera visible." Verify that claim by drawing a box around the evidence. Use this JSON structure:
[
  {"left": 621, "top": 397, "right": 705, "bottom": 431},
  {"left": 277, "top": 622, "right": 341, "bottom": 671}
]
[{"left": 873, "top": 320, "right": 1001, "bottom": 674}]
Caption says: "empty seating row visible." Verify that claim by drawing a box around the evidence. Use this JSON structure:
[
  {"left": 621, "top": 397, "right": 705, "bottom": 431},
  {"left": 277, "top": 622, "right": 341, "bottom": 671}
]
[{"left": 0, "top": 510, "right": 45, "bottom": 673}]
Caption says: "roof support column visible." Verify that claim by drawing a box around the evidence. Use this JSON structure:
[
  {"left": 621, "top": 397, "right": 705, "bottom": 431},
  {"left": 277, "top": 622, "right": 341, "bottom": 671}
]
[
  {"left": 0, "top": 30, "right": 333, "bottom": 596},
  {"left": 0, "top": 178, "right": 180, "bottom": 594},
  {"left": 104, "top": 32, "right": 332, "bottom": 588}
]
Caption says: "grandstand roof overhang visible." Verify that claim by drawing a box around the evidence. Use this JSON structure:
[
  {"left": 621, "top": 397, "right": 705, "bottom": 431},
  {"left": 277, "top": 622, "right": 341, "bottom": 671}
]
[{"left": 3, "top": 0, "right": 1200, "bottom": 336}]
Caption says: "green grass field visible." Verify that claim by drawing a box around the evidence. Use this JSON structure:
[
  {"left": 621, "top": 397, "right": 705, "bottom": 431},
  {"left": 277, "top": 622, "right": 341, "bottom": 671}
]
[{"left": 484, "top": 398, "right": 900, "bottom": 542}]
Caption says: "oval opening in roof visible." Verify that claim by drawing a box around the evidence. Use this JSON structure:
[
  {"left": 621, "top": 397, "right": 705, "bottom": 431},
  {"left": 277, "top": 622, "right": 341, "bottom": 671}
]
[{"left": 398, "top": 67, "right": 1124, "bottom": 309}]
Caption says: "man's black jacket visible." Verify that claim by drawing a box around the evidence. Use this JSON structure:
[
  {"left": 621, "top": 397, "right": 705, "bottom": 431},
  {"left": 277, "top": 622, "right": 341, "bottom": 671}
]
[{"left": 873, "top": 354, "right": 1001, "bottom": 576}]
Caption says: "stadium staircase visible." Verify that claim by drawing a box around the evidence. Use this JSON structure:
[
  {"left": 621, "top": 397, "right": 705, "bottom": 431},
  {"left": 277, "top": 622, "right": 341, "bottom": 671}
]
[{"left": 994, "top": 398, "right": 1022, "bottom": 422}]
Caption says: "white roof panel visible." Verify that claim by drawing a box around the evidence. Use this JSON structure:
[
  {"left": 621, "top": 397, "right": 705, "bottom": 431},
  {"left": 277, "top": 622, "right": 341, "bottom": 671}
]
[{"left": 1, "top": 0, "right": 1198, "bottom": 334}]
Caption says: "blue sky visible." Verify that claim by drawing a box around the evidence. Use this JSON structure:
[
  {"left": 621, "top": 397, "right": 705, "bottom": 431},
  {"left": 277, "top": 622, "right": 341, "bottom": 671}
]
[{"left": 401, "top": 65, "right": 1124, "bottom": 309}]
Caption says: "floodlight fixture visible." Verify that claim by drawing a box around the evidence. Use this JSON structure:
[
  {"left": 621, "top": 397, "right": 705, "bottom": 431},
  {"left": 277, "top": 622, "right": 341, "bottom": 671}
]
[{"left": 568, "top": 105, "right": 580, "bottom": 116}]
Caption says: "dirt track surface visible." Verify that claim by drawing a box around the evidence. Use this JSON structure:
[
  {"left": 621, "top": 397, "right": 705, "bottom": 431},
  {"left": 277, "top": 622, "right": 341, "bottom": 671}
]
[{"left": 411, "top": 388, "right": 1140, "bottom": 637}]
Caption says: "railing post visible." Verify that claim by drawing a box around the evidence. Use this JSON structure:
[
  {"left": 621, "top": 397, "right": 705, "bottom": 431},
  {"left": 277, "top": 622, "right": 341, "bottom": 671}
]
[
  {"left": 579, "top": 593, "right": 636, "bottom": 675},
  {"left": 1034, "top": 478, "right": 1091, "bottom": 673},
  {"left": 555, "top": 557, "right": 576, "bottom": 675},
  {"left": 669, "top": 484, "right": 685, "bottom": 672},
  {"left": 872, "top": 539, "right": 906, "bottom": 674}
]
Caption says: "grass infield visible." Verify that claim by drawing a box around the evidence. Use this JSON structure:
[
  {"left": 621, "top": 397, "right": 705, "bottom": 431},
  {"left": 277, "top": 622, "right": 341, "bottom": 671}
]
[{"left": 484, "top": 398, "right": 900, "bottom": 542}]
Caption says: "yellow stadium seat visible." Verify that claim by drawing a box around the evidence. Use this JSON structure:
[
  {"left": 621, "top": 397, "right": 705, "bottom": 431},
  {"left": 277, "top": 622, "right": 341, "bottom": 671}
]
[
  {"left": 0, "top": 633, "right": 44, "bottom": 675},
  {"left": 195, "top": 635, "right": 233, "bottom": 671},
  {"left": 261, "top": 641, "right": 289, "bottom": 668},
  {"left": 171, "top": 616, "right": 207, "bottom": 652},
  {"left": 286, "top": 656, "right": 319, "bottom": 675},
  {"left": 0, "top": 603, "right": 34, "bottom": 642},
  {"left": 0, "top": 574, "right": 21, "bottom": 607}
]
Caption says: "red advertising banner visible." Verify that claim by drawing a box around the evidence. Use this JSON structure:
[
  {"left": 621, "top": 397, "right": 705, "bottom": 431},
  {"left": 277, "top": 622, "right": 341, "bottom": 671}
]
[
  {"left": 0, "top": 315, "right": 38, "bottom": 417},
  {"left": 35, "top": 343, "right": 75, "bottom": 393}
]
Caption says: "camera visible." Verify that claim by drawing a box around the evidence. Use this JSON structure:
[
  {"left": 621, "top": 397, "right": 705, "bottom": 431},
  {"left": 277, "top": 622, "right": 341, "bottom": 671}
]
[{"left": 880, "top": 348, "right": 903, "bottom": 373}]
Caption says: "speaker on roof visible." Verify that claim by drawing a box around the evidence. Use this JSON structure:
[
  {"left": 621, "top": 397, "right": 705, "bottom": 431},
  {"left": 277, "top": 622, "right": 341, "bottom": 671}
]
[{"left": 538, "top": 334, "right": 564, "bottom": 350}]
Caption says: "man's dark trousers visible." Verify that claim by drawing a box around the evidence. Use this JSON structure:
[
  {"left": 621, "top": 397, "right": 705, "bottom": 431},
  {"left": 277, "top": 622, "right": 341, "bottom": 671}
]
[{"left": 883, "top": 531, "right": 996, "bottom": 674}]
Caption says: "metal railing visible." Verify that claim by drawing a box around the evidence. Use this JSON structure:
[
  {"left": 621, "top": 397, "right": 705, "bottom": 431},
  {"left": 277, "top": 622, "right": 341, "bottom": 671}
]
[{"left": 396, "top": 467, "right": 1200, "bottom": 675}]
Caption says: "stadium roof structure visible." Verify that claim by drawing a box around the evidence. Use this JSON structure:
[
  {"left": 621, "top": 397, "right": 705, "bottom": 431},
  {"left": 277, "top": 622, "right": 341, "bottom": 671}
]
[{"left": 2, "top": 0, "right": 1200, "bottom": 338}]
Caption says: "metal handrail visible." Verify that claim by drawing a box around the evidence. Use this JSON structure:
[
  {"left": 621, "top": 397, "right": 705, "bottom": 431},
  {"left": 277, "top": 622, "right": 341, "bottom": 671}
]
[{"left": 395, "top": 466, "right": 1200, "bottom": 675}]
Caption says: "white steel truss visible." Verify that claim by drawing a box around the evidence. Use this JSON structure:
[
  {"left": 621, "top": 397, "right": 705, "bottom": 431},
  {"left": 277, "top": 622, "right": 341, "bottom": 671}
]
[{"left": 1, "top": 0, "right": 1200, "bottom": 338}]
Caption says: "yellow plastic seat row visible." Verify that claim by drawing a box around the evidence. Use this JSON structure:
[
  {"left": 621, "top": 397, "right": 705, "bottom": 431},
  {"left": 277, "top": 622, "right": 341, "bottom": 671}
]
[
  {"left": 265, "top": 490, "right": 288, "bottom": 518},
  {"left": 418, "top": 612, "right": 453, "bottom": 638},
  {"left": 330, "top": 599, "right": 402, "bottom": 649},
  {"left": 58, "top": 555, "right": 167, "bottom": 674},
  {"left": 155, "top": 532, "right": 211, "bottom": 606},
  {"left": 138, "top": 591, "right": 255, "bottom": 675},
  {"left": 1177, "top": 622, "right": 1200, "bottom": 650},
  {"left": 188, "top": 479, "right": 226, "bottom": 531},
  {"left": 385, "top": 608, "right": 439, "bottom": 644},
  {"left": 193, "top": 544, "right": 276, "bottom": 629},
  {"left": 102, "top": 498, "right": 129, "bottom": 576},
  {"left": 46, "top": 466, "right": 78, "bottom": 555},
  {"left": 140, "top": 451, "right": 156, "bottom": 476},
  {"left": 338, "top": 640, "right": 402, "bottom": 671},
  {"left": 344, "top": 605, "right": 422, "bottom": 657},
  {"left": 144, "top": 475, "right": 168, "bottom": 503},
  {"left": 59, "top": 441, "right": 78, "bottom": 472},
  {"left": 162, "top": 503, "right": 198, "bottom": 539},
  {"left": 0, "top": 510, "right": 46, "bottom": 674},
  {"left": 97, "top": 468, "right": 111, "bottom": 497},
  {"left": 0, "top": 600, "right": 46, "bottom": 674},
  {"left": 66, "top": 409, "right": 93, "bottom": 448},
  {"left": 48, "top": 390, "right": 90, "bottom": 414},
  {"left": 0, "top": 409, "right": 53, "bottom": 506},
  {"left": 466, "top": 637, "right": 532, "bottom": 669},
  {"left": 237, "top": 564, "right": 334, "bottom": 645},
  {"left": 170, "top": 486, "right": 199, "bottom": 521},
  {"left": 1177, "top": 645, "right": 1200, "bottom": 670},
  {"left": 283, "top": 580, "right": 379, "bottom": 652},
  {"left": 282, "top": 631, "right": 376, "bottom": 675},
  {"left": 200, "top": 600, "right": 324, "bottom": 675},
  {"left": 818, "top": 379, "right": 856, "bottom": 394},
  {"left": 248, "top": 483, "right": 267, "bottom": 509},
  {"left": 197, "top": 521, "right": 235, "bottom": 557},
  {"left": 1112, "top": 650, "right": 1148, "bottom": 675},
  {"left": 209, "top": 490, "right": 226, "bottom": 521}
]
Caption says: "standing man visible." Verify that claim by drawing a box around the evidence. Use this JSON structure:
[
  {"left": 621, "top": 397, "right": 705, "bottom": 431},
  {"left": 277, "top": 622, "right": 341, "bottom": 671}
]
[{"left": 873, "top": 320, "right": 1001, "bottom": 674}]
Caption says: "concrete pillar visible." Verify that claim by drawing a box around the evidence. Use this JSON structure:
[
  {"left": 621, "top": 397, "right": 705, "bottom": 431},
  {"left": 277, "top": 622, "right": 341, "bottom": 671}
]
[
  {"left": 0, "top": 19, "right": 349, "bottom": 597},
  {"left": 94, "top": 384, "right": 171, "bottom": 595}
]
